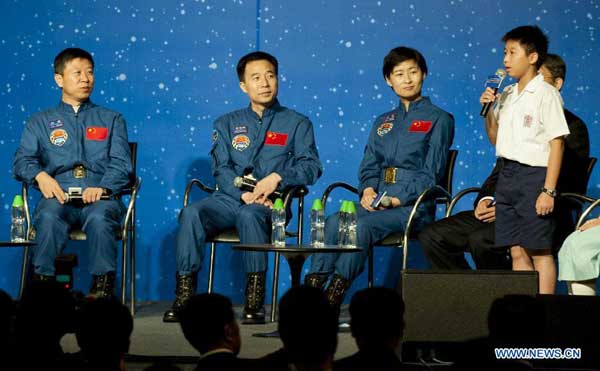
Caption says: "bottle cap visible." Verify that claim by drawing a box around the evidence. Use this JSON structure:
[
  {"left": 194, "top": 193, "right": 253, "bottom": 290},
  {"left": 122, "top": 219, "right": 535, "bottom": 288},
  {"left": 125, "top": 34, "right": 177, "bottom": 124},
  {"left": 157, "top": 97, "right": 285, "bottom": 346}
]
[
  {"left": 346, "top": 201, "right": 357, "bottom": 214},
  {"left": 273, "top": 198, "right": 284, "bottom": 210},
  {"left": 12, "top": 195, "right": 24, "bottom": 207},
  {"left": 339, "top": 200, "right": 347, "bottom": 212},
  {"left": 311, "top": 199, "right": 323, "bottom": 211}
]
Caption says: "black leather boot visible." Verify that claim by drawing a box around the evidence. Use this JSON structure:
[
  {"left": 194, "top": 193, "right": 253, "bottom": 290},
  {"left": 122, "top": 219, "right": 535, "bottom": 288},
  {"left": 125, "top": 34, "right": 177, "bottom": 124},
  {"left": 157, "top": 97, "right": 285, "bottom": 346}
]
[
  {"left": 163, "top": 273, "right": 197, "bottom": 323},
  {"left": 242, "top": 271, "right": 266, "bottom": 324},
  {"left": 304, "top": 273, "right": 328, "bottom": 290},
  {"left": 325, "top": 274, "right": 351, "bottom": 317},
  {"left": 88, "top": 271, "right": 116, "bottom": 299}
]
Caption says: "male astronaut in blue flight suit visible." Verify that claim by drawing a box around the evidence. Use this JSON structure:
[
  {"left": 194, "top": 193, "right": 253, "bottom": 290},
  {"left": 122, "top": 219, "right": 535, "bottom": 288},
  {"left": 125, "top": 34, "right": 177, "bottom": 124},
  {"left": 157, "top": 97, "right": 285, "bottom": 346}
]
[
  {"left": 13, "top": 48, "right": 132, "bottom": 298},
  {"left": 305, "top": 47, "right": 454, "bottom": 311},
  {"left": 163, "top": 51, "right": 322, "bottom": 323}
]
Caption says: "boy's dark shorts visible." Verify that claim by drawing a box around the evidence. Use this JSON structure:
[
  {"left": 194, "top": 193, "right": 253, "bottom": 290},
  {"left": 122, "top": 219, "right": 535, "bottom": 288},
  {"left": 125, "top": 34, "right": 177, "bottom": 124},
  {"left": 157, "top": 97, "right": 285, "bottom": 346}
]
[{"left": 495, "top": 158, "right": 555, "bottom": 250}]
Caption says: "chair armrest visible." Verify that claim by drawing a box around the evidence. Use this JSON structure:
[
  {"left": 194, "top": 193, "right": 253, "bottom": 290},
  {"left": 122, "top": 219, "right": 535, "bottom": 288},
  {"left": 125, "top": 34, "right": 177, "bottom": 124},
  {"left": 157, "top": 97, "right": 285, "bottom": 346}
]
[
  {"left": 559, "top": 192, "right": 597, "bottom": 230},
  {"left": 446, "top": 187, "right": 482, "bottom": 217},
  {"left": 576, "top": 197, "right": 600, "bottom": 230},
  {"left": 122, "top": 177, "right": 142, "bottom": 238},
  {"left": 559, "top": 192, "right": 596, "bottom": 205},
  {"left": 320, "top": 182, "right": 359, "bottom": 212},
  {"left": 402, "top": 185, "right": 451, "bottom": 269},
  {"left": 22, "top": 182, "right": 33, "bottom": 240},
  {"left": 281, "top": 185, "right": 308, "bottom": 211},
  {"left": 184, "top": 179, "right": 216, "bottom": 207}
]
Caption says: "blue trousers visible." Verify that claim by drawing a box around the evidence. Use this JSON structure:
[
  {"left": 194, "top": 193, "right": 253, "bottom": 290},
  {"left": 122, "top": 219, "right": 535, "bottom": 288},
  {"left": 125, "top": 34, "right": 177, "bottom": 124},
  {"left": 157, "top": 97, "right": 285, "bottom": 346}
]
[
  {"left": 176, "top": 192, "right": 271, "bottom": 275},
  {"left": 309, "top": 202, "right": 431, "bottom": 281},
  {"left": 33, "top": 198, "right": 125, "bottom": 276}
]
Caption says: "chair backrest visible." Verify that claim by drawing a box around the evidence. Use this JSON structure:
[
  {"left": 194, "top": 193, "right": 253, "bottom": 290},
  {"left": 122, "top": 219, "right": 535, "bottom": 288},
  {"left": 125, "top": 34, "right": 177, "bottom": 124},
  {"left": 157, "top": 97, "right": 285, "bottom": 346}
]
[
  {"left": 584, "top": 157, "right": 597, "bottom": 191},
  {"left": 129, "top": 142, "right": 138, "bottom": 178},
  {"left": 120, "top": 142, "right": 138, "bottom": 196},
  {"left": 440, "top": 149, "right": 458, "bottom": 194}
]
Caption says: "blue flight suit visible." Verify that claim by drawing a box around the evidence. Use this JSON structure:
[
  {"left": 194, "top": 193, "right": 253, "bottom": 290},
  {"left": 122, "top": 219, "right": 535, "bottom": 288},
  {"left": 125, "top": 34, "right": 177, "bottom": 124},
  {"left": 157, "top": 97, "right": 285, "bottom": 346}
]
[
  {"left": 176, "top": 100, "right": 322, "bottom": 274},
  {"left": 13, "top": 100, "right": 132, "bottom": 276},
  {"left": 309, "top": 97, "right": 454, "bottom": 281}
]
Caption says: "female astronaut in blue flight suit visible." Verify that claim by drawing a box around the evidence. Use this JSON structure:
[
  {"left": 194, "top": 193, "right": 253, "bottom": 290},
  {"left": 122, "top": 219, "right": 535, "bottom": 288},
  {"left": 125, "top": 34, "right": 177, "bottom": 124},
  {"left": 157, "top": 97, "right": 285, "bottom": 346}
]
[{"left": 306, "top": 47, "right": 454, "bottom": 310}]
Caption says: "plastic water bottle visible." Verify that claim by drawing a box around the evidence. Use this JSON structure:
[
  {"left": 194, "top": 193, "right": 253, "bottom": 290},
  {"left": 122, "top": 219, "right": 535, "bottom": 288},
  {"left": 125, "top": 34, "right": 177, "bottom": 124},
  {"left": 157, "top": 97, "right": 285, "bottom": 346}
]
[
  {"left": 310, "top": 199, "right": 325, "bottom": 248},
  {"left": 11, "top": 195, "right": 26, "bottom": 242},
  {"left": 345, "top": 202, "right": 358, "bottom": 249},
  {"left": 337, "top": 200, "right": 349, "bottom": 247},
  {"left": 271, "top": 198, "right": 286, "bottom": 247}
]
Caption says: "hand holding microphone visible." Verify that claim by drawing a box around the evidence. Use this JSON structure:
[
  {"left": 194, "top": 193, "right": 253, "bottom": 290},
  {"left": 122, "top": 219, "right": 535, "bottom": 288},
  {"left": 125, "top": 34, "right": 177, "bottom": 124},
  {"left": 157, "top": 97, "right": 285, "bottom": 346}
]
[
  {"left": 233, "top": 174, "right": 282, "bottom": 202},
  {"left": 63, "top": 187, "right": 111, "bottom": 203},
  {"left": 479, "top": 69, "right": 506, "bottom": 117},
  {"left": 233, "top": 175, "right": 258, "bottom": 190},
  {"left": 370, "top": 191, "right": 398, "bottom": 209}
]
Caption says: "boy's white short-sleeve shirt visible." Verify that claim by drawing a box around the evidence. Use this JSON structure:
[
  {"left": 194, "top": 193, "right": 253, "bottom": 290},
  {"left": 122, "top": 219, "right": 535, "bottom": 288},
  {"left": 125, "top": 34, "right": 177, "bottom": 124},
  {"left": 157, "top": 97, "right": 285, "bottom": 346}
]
[{"left": 493, "top": 73, "right": 570, "bottom": 167}]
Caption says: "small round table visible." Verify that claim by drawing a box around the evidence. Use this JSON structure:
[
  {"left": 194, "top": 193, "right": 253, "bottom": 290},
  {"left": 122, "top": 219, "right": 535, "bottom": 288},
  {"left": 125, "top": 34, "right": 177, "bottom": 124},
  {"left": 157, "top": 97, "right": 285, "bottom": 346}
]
[
  {"left": 233, "top": 243, "right": 361, "bottom": 337},
  {"left": 233, "top": 244, "right": 362, "bottom": 288},
  {"left": 0, "top": 241, "right": 36, "bottom": 298}
]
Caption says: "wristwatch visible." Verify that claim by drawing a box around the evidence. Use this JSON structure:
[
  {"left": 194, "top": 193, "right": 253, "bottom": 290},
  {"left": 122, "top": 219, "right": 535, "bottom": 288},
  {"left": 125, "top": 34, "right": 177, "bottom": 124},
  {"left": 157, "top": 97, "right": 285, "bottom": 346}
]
[{"left": 541, "top": 187, "right": 557, "bottom": 198}]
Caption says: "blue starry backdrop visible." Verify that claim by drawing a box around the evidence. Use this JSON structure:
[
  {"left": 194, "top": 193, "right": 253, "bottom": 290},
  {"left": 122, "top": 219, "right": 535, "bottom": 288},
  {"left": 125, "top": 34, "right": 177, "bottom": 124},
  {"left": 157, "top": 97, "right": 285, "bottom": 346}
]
[{"left": 1, "top": 0, "right": 598, "bottom": 302}]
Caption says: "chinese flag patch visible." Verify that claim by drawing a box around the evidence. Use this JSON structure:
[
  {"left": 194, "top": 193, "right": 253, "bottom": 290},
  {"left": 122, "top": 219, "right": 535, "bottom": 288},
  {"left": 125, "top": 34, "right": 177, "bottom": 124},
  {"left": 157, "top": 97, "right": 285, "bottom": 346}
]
[
  {"left": 86, "top": 127, "right": 108, "bottom": 141},
  {"left": 264, "top": 131, "right": 288, "bottom": 146},
  {"left": 408, "top": 120, "right": 432, "bottom": 133}
]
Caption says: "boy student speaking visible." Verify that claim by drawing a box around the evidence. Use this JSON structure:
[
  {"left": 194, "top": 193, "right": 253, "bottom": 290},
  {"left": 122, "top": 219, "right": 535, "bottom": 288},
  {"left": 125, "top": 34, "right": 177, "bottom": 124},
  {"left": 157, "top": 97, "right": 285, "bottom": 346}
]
[{"left": 480, "top": 25, "right": 569, "bottom": 294}]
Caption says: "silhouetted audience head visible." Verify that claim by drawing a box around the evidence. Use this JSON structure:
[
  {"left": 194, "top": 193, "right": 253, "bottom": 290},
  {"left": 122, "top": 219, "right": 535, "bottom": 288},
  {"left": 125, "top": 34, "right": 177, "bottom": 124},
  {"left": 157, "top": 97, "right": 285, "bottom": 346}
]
[
  {"left": 349, "top": 287, "right": 404, "bottom": 350},
  {"left": 179, "top": 293, "right": 241, "bottom": 355},
  {"left": 0, "top": 289, "right": 15, "bottom": 347},
  {"left": 278, "top": 285, "right": 338, "bottom": 370},
  {"left": 76, "top": 296, "right": 133, "bottom": 370},
  {"left": 15, "top": 280, "right": 77, "bottom": 360},
  {"left": 488, "top": 295, "right": 545, "bottom": 347}
]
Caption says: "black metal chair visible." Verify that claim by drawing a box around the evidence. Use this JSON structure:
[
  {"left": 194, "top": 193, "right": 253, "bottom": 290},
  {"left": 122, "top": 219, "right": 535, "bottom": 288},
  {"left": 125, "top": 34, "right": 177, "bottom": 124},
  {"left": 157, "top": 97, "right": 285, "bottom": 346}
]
[
  {"left": 558, "top": 193, "right": 600, "bottom": 229},
  {"left": 20, "top": 142, "right": 141, "bottom": 315},
  {"left": 446, "top": 156, "right": 598, "bottom": 217},
  {"left": 320, "top": 149, "right": 458, "bottom": 287},
  {"left": 183, "top": 179, "right": 307, "bottom": 322}
]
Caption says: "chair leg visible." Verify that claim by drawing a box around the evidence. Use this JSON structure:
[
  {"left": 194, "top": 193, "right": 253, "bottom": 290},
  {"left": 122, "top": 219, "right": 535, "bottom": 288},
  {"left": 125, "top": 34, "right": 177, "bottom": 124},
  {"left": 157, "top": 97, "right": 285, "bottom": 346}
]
[
  {"left": 121, "top": 238, "right": 128, "bottom": 306},
  {"left": 19, "top": 246, "right": 30, "bottom": 299},
  {"left": 270, "top": 251, "right": 280, "bottom": 322},
  {"left": 297, "top": 196, "right": 304, "bottom": 244},
  {"left": 368, "top": 247, "right": 373, "bottom": 288},
  {"left": 208, "top": 242, "right": 216, "bottom": 294},
  {"left": 130, "top": 222, "right": 136, "bottom": 316}
]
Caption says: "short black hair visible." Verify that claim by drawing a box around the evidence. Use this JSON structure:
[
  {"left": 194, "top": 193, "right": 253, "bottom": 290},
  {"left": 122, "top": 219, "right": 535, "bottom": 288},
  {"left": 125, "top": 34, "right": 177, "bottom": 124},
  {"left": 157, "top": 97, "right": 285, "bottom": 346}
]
[
  {"left": 0, "top": 289, "right": 15, "bottom": 340},
  {"left": 502, "top": 25, "right": 549, "bottom": 69},
  {"left": 542, "top": 53, "right": 566, "bottom": 81},
  {"left": 16, "top": 280, "right": 77, "bottom": 342},
  {"left": 236, "top": 51, "right": 278, "bottom": 81},
  {"left": 179, "top": 293, "right": 235, "bottom": 354},
  {"left": 382, "top": 46, "right": 428, "bottom": 78},
  {"left": 54, "top": 47, "right": 94, "bottom": 74},
  {"left": 349, "top": 287, "right": 404, "bottom": 347},
  {"left": 76, "top": 296, "right": 133, "bottom": 362},
  {"left": 278, "top": 286, "right": 338, "bottom": 367}
]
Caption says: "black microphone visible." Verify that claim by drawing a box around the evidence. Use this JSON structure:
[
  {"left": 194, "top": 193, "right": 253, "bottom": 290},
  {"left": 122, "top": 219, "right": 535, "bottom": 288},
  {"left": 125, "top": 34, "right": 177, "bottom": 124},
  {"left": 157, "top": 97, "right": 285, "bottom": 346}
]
[
  {"left": 63, "top": 187, "right": 111, "bottom": 202},
  {"left": 233, "top": 175, "right": 257, "bottom": 189},
  {"left": 380, "top": 196, "right": 392, "bottom": 208},
  {"left": 233, "top": 175, "right": 282, "bottom": 197},
  {"left": 480, "top": 68, "right": 507, "bottom": 117}
]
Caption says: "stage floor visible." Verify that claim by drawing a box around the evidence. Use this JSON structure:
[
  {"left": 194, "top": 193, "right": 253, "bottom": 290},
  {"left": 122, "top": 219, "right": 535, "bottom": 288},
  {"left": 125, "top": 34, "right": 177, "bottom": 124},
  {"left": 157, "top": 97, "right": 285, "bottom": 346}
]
[{"left": 60, "top": 301, "right": 359, "bottom": 370}]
